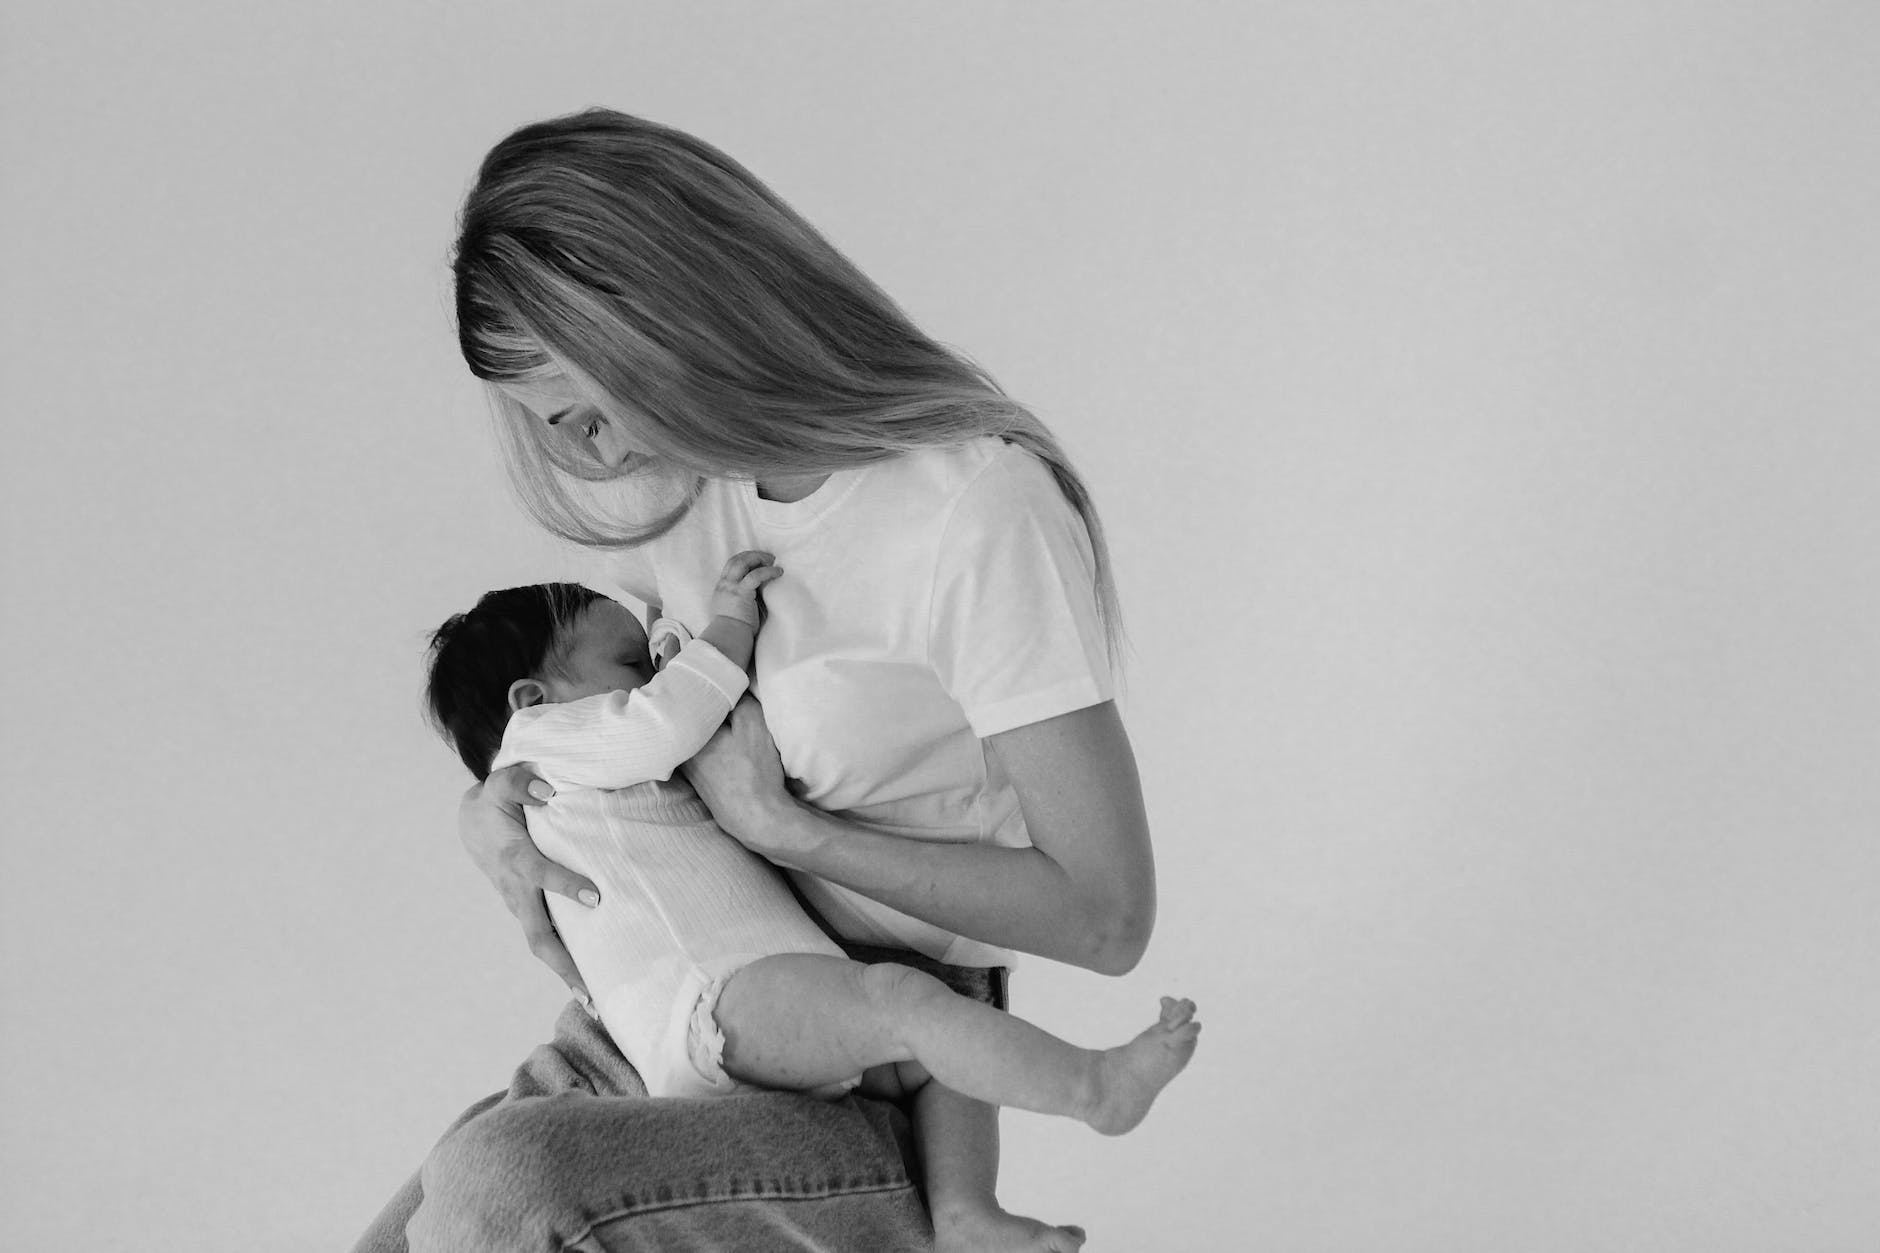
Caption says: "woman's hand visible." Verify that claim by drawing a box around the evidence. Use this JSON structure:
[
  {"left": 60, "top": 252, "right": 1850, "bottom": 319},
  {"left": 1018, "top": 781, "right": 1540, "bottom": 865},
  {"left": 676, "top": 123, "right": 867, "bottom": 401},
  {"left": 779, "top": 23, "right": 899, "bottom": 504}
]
[
  {"left": 460, "top": 764, "right": 601, "bottom": 1004},
  {"left": 683, "top": 696, "right": 797, "bottom": 851},
  {"left": 714, "top": 701, "right": 1157, "bottom": 976}
]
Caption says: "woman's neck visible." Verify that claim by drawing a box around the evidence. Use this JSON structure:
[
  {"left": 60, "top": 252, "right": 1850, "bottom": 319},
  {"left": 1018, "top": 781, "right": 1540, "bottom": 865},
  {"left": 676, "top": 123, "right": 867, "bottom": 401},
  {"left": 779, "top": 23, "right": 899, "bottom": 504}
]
[{"left": 753, "top": 472, "right": 832, "bottom": 503}]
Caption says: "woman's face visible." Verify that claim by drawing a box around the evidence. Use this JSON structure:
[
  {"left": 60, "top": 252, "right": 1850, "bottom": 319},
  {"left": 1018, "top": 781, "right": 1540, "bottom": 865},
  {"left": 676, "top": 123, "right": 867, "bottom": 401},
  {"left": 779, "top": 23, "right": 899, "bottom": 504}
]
[{"left": 497, "top": 375, "right": 641, "bottom": 473}]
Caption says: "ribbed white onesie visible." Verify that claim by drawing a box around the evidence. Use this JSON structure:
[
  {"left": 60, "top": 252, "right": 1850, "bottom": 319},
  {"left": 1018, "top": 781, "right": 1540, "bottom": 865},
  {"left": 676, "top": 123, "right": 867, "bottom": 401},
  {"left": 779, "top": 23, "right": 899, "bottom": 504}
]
[{"left": 489, "top": 639, "right": 847, "bottom": 1098}]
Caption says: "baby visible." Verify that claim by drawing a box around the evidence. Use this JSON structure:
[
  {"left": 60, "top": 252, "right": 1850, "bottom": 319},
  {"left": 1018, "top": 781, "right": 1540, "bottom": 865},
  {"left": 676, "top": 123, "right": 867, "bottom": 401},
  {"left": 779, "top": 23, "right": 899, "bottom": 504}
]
[{"left": 424, "top": 550, "right": 1199, "bottom": 1245}]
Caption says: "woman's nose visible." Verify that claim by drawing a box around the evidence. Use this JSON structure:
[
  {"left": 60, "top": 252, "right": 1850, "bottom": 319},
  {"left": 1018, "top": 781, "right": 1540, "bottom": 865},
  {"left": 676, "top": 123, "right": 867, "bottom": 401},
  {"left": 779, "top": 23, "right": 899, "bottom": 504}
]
[{"left": 592, "top": 424, "right": 634, "bottom": 470}]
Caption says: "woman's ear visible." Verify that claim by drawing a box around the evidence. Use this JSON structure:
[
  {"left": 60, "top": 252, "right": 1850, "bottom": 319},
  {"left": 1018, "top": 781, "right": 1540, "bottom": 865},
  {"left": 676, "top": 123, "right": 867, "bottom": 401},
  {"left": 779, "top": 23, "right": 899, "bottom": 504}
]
[{"left": 508, "top": 677, "right": 551, "bottom": 712}]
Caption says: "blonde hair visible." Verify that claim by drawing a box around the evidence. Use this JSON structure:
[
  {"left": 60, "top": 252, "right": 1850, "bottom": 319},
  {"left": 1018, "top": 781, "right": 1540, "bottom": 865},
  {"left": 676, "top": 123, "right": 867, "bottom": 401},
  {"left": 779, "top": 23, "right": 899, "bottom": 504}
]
[{"left": 453, "top": 107, "right": 1122, "bottom": 652}]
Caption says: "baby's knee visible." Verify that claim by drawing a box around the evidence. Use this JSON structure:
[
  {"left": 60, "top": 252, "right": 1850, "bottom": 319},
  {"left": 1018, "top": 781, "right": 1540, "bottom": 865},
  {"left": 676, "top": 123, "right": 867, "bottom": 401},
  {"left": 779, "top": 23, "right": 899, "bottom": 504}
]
[{"left": 857, "top": 961, "right": 948, "bottom": 1018}]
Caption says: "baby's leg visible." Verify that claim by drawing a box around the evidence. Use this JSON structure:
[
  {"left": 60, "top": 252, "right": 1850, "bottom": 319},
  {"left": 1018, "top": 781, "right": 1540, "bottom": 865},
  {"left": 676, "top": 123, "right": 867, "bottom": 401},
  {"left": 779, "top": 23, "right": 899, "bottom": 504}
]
[
  {"left": 908, "top": 1075, "right": 1086, "bottom": 1253},
  {"left": 713, "top": 954, "right": 1201, "bottom": 1135}
]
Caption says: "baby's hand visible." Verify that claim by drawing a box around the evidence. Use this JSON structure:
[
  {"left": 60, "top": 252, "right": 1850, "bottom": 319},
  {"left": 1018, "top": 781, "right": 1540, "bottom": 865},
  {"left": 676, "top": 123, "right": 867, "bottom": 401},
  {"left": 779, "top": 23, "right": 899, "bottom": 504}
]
[{"left": 709, "top": 550, "right": 782, "bottom": 628}]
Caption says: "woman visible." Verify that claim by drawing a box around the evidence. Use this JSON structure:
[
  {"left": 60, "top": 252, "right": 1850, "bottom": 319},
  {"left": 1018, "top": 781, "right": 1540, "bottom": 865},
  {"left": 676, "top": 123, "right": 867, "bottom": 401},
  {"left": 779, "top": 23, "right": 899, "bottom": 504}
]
[{"left": 356, "top": 108, "right": 1156, "bottom": 1253}]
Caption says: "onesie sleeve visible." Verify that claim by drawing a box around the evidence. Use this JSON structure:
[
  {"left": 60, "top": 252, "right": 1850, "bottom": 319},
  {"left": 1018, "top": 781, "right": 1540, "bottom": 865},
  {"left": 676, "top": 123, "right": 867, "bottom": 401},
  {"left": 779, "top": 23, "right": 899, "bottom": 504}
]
[
  {"left": 489, "top": 639, "right": 749, "bottom": 790},
  {"left": 928, "top": 444, "right": 1115, "bottom": 737}
]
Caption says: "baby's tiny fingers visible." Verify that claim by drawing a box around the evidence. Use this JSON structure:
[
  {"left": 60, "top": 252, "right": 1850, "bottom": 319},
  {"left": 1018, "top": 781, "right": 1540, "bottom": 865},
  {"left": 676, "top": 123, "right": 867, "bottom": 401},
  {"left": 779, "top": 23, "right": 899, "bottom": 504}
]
[
  {"left": 739, "top": 564, "right": 783, "bottom": 591},
  {"left": 722, "top": 549, "right": 775, "bottom": 577}
]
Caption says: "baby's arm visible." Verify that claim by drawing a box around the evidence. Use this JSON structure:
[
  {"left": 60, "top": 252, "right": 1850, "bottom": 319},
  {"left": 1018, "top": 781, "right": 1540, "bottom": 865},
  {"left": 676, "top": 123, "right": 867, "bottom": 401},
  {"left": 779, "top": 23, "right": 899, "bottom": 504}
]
[
  {"left": 496, "top": 648, "right": 748, "bottom": 790},
  {"left": 492, "top": 551, "right": 782, "bottom": 790}
]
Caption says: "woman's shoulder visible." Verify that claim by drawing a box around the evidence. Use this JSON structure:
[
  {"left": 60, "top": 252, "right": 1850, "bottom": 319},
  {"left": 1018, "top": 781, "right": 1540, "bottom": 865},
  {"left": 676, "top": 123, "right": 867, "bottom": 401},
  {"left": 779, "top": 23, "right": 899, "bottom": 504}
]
[
  {"left": 880, "top": 438, "right": 1061, "bottom": 516},
  {"left": 871, "top": 440, "right": 1090, "bottom": 577}
]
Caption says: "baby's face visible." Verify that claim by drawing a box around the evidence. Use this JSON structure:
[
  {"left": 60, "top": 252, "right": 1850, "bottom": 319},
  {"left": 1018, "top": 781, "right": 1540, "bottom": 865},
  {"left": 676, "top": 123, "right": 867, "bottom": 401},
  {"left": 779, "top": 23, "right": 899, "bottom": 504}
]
[{"left": 543, "top": 599, "right": 653, "bottom": 703}]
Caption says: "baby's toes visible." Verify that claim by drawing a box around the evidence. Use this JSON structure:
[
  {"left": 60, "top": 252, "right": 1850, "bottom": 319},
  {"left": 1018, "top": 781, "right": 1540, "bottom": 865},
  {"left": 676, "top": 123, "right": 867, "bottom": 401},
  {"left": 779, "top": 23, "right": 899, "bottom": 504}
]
[
  {"left": 1045, "top": 1225, "right": 1087, "bottom": 1252},
  {"left": 1158, "top": 996, "right": 1197, "bottom": 1028}
]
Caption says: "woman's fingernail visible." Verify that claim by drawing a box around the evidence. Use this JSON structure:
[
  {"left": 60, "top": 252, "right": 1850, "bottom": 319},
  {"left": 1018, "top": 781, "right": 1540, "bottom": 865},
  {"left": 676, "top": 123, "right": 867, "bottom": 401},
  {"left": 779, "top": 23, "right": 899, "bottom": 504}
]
[
  {"left": 529, "top": 782, "right": 553, "bottom": 801},
  {"left": 579, "top": 889, "right": 601, "bottom": 907}
]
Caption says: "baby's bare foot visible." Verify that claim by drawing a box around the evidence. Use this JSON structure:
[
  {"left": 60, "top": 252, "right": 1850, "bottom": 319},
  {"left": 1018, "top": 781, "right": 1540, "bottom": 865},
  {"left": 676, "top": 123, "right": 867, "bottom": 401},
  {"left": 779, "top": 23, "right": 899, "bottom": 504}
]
[
  {"left": 1085, "top": 996, "right": 1200, "bottom": 1136},
  {"left": 934, "top": 1202, "right": 1086, "bottom": 1253}
]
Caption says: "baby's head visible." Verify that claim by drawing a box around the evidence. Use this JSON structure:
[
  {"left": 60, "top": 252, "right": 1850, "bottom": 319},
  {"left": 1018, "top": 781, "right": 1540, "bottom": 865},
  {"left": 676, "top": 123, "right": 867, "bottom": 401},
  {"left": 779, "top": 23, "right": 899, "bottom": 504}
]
[{"left": 425, "top": 584, "right": 652, "bottom": 779}]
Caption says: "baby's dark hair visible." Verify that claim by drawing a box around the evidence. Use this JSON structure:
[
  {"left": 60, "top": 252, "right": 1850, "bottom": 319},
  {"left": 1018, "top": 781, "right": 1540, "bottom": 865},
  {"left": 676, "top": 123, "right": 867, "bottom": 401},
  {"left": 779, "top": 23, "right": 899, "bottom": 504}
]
[{"left": 425, "top": 582, "right": 605, "bottom": 780}]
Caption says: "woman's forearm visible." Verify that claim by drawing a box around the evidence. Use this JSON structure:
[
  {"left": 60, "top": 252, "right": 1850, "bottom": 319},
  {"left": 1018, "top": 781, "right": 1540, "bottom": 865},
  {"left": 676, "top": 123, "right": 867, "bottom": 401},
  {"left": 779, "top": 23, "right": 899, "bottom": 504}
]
[
  {"left": 762, "top": 801, "right": 1153, "bottom": 974},
  {"left": 689, "top": 699, "right": 1158, "bottom": 974}
]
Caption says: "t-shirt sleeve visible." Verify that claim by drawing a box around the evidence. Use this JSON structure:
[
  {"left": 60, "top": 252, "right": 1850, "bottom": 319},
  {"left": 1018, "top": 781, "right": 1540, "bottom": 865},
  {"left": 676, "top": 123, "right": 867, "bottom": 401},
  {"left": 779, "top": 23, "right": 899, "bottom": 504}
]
[
  {"left": 928, "top": 445, "right": 1115, "bottom": 737},
  {"left": 489, "top": 640, "right": 748, "bottom": 789}
]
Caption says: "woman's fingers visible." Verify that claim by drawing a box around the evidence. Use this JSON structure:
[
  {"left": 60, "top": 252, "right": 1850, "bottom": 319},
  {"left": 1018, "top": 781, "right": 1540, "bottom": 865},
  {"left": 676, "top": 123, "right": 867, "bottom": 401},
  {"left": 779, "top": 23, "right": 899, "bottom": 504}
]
[
  {"left": 538, "top": 856, "right": 603, "bottom": 909},
  {"left": 514, "top": 888, "right": 590, "bottom": 1004},
  {"left": 727, "top": 692, "right": 769, "bottom": 735},
  {"left": 484, "top": 762, "right": 554, "bottom": 806},
  {"left": 496, "top": 825, "right": 602, "bottom": 908},
  {"left": 729, "top": 694, "right": 785, "bottom": 757},
  {"left": 684, "top": 696, "right": 792, "bottom": 845},
  {"left": 459, "top": 778, "right": 599, "bottom": 999},
  {"left": 463, "top": 777, "right": 597, "bottom": 904}
]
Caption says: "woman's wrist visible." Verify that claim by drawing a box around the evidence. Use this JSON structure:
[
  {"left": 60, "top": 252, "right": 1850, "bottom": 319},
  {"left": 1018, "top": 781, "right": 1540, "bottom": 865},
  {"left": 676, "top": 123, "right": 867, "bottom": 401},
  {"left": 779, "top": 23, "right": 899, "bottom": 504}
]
[{"left": 730, "top": 792, "right": 824, "bottom": 864}]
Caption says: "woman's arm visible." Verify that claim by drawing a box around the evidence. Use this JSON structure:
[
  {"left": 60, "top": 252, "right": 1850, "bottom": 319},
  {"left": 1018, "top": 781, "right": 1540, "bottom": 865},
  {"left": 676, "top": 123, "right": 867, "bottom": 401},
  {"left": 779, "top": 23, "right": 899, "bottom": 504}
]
[{"left": 685, "top": 697, "right": 1156, "bottom": 975}]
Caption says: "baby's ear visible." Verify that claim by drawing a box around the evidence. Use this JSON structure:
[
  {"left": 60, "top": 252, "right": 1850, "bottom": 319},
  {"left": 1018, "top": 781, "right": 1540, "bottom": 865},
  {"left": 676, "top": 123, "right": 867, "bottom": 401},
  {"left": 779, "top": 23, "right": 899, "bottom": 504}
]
[{"left": 507, "top": 678, "right": 550, "bottom": 712}]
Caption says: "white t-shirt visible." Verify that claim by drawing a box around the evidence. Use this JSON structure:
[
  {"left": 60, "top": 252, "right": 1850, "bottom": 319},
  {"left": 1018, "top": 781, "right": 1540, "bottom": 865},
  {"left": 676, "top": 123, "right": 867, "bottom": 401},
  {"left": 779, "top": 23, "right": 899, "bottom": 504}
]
[{"left": 592, "top": 437, "right": 1114, "bottom": 967}]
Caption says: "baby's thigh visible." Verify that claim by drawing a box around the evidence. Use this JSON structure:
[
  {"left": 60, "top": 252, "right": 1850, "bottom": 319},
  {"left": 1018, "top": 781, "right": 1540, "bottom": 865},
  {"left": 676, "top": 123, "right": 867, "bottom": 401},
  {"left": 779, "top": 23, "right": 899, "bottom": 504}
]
[{"left": 715, "top": 953, "right": 916, "bottom": 1090}]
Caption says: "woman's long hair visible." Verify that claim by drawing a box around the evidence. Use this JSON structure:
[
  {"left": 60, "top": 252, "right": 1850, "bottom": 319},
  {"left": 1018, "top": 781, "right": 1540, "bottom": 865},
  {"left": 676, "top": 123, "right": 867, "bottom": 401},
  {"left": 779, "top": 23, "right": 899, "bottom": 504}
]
[{"left": 453, "top": 107, "right": 1121, "bottom": 653}]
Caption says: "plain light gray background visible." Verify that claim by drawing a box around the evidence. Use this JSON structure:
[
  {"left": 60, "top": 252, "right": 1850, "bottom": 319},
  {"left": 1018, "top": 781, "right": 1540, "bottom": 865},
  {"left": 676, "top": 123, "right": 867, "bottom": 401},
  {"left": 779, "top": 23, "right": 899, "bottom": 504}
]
[{"left": 3, "top": 4, "right": 1876, "bottom": 1250}]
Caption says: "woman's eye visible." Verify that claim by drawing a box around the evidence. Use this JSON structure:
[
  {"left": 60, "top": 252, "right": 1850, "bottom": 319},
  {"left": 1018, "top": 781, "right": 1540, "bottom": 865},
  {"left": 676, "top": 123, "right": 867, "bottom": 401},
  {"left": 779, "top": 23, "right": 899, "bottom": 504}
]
[{"left": 585, "top": 418, "right": 602, "bottom": 440}]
